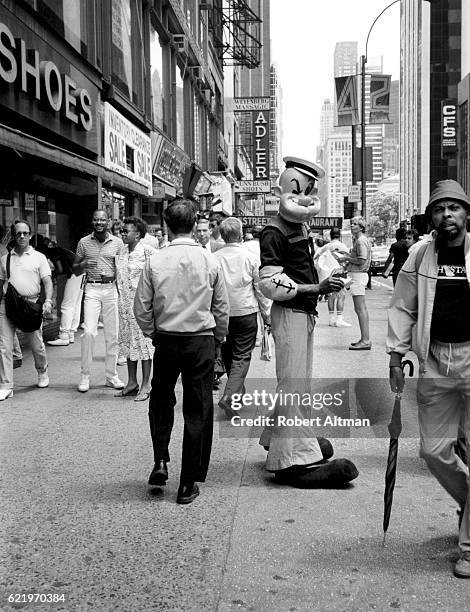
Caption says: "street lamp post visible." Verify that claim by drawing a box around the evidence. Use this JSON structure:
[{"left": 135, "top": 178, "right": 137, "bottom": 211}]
[{"left": 361, "top": 0, "right": 401, "bottom": 221}]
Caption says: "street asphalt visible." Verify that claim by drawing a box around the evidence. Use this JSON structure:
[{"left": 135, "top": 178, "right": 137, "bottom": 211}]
[{"left": 1, "top": 278, "right": 469, "bottom": 611}]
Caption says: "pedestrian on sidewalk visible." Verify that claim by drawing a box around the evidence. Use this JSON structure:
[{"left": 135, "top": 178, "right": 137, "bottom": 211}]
[
  {"left": 154, "top": 225, "right": 168, "bottom": 249},
  {"left": 334, "top": 216, "right": 372, "bottom": 350},
  {"left": 46, "top": 242, "right": 84, "bottom": 347},
  {"left": 387, "top": 179, "right": 470, "bottom": 579},
  {"left": 209, "top": 212, "right": 226, "bottom": 253},
  {"left": 0, "top": 225, "right": 23, "bottom": 368},
  {"left": 244, "top": 224, "right": 271, "bottom": 346},
  {"left": 73, "top": 209, "right": 124, "bottom": 393},
  {"left": 0, "top": 220, "right": 53, "bottom": 400},
  {"left": 382, "top": 228, "right": 409, "bottom": 286},
  {"left": 214, "top": 217, "right": 271, "bottom": 418},
  {"left": 134, "top": 199, "right": 229, "bottom": 505},
  {"left": 405, "top": 229, "right": 420, "bottom": 252},
  {"left": 314, "top": 227, "right": 351, "bottom": 328},
  {"left": 257, "top": 157, "right": 358, "bottom": 487},
  {"left": 196, "top": 217, "right": 212, "bottom": 252},
  {"left": 115, "top": 217, "right": 156, "bottom": 401},
  {"left": 196, "top": 217, "right": 224, "bottom": 390}
]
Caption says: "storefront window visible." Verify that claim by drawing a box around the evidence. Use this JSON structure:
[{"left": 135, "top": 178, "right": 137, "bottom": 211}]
[
  {"left": 175, "top": 65, "right": 185, "bottom": 151},
  {"left": 111, "top": 0, "right": 143, "bottom": 106},
  {"left": 150, "top": 29, "right": 164, "bottom": 131},
  {"left": 101, "top": 187, "right": 130, "bottom": 221}
]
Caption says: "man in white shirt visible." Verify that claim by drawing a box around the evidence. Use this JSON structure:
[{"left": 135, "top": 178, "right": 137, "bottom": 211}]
[
  {"left": 0, "top": 220, "right": 53, "bottom": 400},
  {"left": 215, "top": 218, "right": 271, "bottom": 418},
  {"left": 243, "top": 224, "right": 263, "bottom": 261},
  {"left": 244, "top": 224, "right": 270, "bottom": 346}
]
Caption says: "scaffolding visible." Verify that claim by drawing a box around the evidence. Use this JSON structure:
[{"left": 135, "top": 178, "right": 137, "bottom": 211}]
[{"left": 210, "top": 0, "right": 262, "bottom": 69}]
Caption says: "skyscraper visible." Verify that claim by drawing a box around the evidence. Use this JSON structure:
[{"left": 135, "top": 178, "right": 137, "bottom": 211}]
[
  {"left": 322, "top": 43, "right": 359, "bottom": 217},
  {"left": 400, "top": 0, "right": 430, "bottom": 217},
  {"left": 429, "top": 0, "right": 461, "bottom": 186},
  {"left": 334, "top": 42, "right": 358, "bottom": 78}
]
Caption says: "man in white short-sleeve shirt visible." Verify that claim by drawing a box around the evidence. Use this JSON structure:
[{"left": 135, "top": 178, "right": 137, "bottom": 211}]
[{"left": 0, "top": 220, "right": 53, "bottom": 400}]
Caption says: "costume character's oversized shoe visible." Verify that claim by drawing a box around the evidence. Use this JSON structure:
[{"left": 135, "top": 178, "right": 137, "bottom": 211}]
[{"left": 274, "top": 458, "right": 358, "bottom": 488}]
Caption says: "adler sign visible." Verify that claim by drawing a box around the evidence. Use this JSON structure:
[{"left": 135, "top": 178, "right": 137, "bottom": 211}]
[{"left": 0, "top": 21, "right": 92, "bottom": 131}]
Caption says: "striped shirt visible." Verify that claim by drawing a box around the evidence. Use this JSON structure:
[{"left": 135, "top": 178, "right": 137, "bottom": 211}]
[{"left": 76, "top": 233, "right": 123, "bottom": 281}]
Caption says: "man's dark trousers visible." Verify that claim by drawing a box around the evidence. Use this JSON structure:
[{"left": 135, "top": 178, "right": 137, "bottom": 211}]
[
  {"left": 149, "top": 334, "right": 215, "bottom": 483},
  {"left": 221, "top": 312, "right": 258, "bottom": 398}
]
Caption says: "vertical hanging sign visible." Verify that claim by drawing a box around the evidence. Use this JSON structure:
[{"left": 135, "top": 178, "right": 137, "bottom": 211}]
[{"left": 253, "top": 109, "right": 270, "bottom": 179}]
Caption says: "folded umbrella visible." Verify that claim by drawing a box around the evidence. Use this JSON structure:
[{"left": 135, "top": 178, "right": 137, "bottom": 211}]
[{"left": 383, "top": 359, "right": 414, "bottom": 546}]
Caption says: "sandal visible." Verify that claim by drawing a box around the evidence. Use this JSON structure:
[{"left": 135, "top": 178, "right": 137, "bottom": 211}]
[
  {"left": 134, "top": 389, "right": 151, "bottom": 402},
  {"left": 349, "top": 341, "right": 372, "bottom": 351},
  {"left": 115, "top": 386, "right": 139, "bottom": 397}
]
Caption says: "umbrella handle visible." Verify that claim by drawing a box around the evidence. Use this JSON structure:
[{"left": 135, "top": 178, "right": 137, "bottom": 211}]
[{"left": 401, "top": 359, "right": 414, "bottom": 378}]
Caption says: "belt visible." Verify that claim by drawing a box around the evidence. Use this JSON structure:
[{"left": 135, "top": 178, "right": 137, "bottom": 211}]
[{"left": 87, "top": 279, "right": 115, "bottom": 284}]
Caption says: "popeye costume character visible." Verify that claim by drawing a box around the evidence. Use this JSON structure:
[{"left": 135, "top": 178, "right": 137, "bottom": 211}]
[{"left": 258, "top": 157, "right": 359, "bottom": 487}]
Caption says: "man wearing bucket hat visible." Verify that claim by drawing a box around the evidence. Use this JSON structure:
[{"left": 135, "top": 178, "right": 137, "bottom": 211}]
[
  {"left": 387, "top": 179, "right": 470, "bottom": 578},
  {"left": 255, "top": 157, "right": 359, "bottom": 488}
]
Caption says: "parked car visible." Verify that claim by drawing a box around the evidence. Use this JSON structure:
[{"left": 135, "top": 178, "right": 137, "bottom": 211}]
[{"left": 369, "top": 246, "right": 390, "bottom": 275}]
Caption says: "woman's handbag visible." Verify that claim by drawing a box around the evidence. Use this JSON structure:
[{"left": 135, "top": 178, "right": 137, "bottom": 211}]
[{"left": 4, "top": 253, "right": 43, "bottom": 332}]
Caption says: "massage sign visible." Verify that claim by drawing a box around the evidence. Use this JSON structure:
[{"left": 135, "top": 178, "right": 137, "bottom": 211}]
[{"left": 233, "top": 97, "right": 270, "bottom": 180}]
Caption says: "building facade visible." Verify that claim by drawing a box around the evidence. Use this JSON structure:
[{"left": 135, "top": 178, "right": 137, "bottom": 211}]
[{"left": 0, "top": 0, "right": 235, "bottom": 334}]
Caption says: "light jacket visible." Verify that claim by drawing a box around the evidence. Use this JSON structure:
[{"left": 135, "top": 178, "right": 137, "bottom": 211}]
[
  {"left": 386, "top": 232, "right": 470, "bottom": 373},
  {"left": 215, "top": 243, "right": 271, "bottom": 318},
  {"left": 133, "top": 238, "right": 229, "bottom": 343}
]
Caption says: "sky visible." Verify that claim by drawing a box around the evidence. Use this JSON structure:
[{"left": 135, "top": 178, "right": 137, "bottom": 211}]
[{"left": 270, "top": 0, "right": 401, "bottom": 161}]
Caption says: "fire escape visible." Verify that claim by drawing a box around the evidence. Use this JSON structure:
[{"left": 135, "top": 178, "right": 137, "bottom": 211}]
[{"left": 209, "top": 0, "right": 262, "bottom": 69}]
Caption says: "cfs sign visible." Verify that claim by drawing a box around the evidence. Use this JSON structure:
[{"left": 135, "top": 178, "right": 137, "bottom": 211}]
[{"left": 441, "top": 100, "right": 457, "bottom": 157}]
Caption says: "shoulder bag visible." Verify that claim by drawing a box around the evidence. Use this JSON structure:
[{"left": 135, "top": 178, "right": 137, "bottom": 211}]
[{"left": 4, "top": 253, "right": 44, "bottom": 332}]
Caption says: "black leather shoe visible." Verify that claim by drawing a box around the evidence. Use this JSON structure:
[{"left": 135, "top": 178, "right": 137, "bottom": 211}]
[
  {"left": 13, "top": 359, "right": 22, "bottom": 369},
  {"left": 148, "top": 460, "right": 168, "bottom": 486},
  {"left": 176, "top": 482, "right": 199, "bottom": 504}
]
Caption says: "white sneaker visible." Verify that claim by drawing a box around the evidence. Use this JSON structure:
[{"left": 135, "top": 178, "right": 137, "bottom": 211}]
[
  {"left": 46, "top": 334, "right": 70, "bottom": 346},
  {"left": 0, "top": 389, "right": 13, "bottom": 401},
  {"left": 37, "top": 372, "right": 49, "bottom": 388},
  {"left": 336, "top": 318, "right": 352, "bottom": 328},
  {"left": 329, "top": 316, "right": 337, "bottom": 327},
  {"left": 98, "top": 321, "right": 104, "bottom": 329},
  {"left": 117, "top": 356, "right": 127, "bottom": 366},
  {"left": 78, "top": 375, "right": 90, "bottom": 393},
  {"left": 68, "top": 332, "right": 75, "bottom": 344},
  {"left": 105, "top": 376, "right": 125, "bottom": 390}
]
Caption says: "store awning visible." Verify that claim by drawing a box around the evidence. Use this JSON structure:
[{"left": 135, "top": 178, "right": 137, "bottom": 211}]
[{"left": 0, "top": 123, "right": 150, "bottom": 197}]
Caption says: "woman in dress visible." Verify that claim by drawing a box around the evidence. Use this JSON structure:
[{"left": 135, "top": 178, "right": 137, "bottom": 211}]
[{"left": 115, "top": 217, "right": 156, "bottom": 401}]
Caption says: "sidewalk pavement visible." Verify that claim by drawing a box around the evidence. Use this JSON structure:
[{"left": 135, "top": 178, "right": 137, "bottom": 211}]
[{"left": 1, "top": 280, "right": 468, "bottom": 611}]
